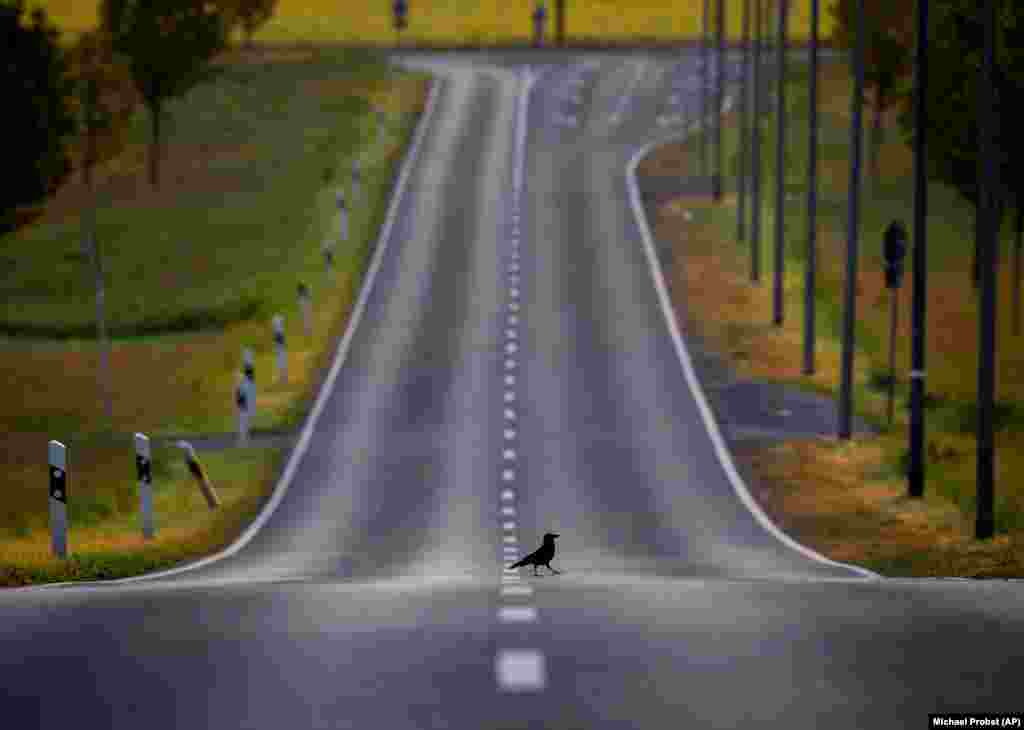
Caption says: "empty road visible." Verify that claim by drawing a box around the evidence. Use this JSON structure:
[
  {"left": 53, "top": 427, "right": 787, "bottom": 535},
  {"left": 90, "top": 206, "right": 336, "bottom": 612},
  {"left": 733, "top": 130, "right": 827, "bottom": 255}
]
[{"left": 2, "top": 50, "right": 1022, "bottom": 729}]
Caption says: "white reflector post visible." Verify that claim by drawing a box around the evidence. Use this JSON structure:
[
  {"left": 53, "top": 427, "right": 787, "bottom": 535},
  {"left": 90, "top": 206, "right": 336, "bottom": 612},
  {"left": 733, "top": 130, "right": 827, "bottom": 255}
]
[
  {"left": 235, "top": 373, "right": 250, "bottom": 446},
  {"left": 273, "top": 315, "right": 287, "bottom": 384},
  {"left": 178, "top": 441, "right": 220, "bottom": 509},
  {"left": 134, "top": 433, "right": 154, "bottom": 539},
  {"left": 48, "top": 440, "right": 68, "bottom": 558}
]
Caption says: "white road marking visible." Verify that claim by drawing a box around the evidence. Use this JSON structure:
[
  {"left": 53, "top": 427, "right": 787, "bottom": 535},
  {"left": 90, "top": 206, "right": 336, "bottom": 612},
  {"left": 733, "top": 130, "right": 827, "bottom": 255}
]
[
  {"left": 502, "top": 506, "right": 516, "bottom": 516},
  {"left": 624, "top": 93, "right": 881, "bottom": 581},
  {"left": 504, "top": 391, "right": 516, "bottom": 402},
  {"left": 501, "top": 489, "right": 516, "bottom": 501},
  {"left": 504, "top": 429, "right": 516, "bottom": 440},
  {"left": 508, "top": 314, "right": 519, "bottom": 325},
  {"left": 509, "top": 301, "right": 520, "bottom": 312},
  {"left": 505, "top": 342, "right": 518, "bottom": 353},
  {"left": 502, "top": 469, "right": 515, "bottom": 481},
  {"left": 503, "top": 521, "right": 516, "bottom": 530},
  {"left": 505, "top": 375, "right": 516, "bottom": 386},
  {"left": 496, "top": 650, "right": 546, "bottom": 692},
  {"left": 503, "top": 448, "right": 516, "bottom": 460},
  {"left": 510, "top": 288, "right": 520, "bottom": 299},
  {"left": 506, "top": 328, "right": 518, "bottom": 339},
  {"left": 509, "top": 274, "right": 520, "bottom": 285},
  {"left": 510, "top": 262, "right": 520, "bottom": 272},
  {"left": 505, "top": 359, "right": 516, "bottom": 371},
  {"left": 501, "top": 584, "right": 533, "bottom": 597},
  {"left": 499, "top": 606, "right": 538, "bottom": 623}
]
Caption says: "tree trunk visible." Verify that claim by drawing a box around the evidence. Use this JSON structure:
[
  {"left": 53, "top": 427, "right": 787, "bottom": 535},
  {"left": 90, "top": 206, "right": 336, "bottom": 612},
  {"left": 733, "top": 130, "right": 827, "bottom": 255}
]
[
  {"left": 1014, "top": 199, "right": 1022, "bottom": 335},
  {"left": 870, "top": 88, "right": 883, "bottom": 195},
  {"left": 148, "top": 100, "right": 161, "bottom": 189},
  {"left": 973, "top": 199, "right": 981, "bottom": 290}
]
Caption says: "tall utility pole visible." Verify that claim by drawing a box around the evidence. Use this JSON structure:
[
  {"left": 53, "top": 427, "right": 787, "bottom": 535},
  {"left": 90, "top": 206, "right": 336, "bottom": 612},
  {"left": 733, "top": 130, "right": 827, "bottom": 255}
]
[
  {"left": 749, "top": 0, "right": 763, "bottom": 283},
  {"left": 976, "top": 0, "right": 999, "bottom": 540},
  {"left": 80, "top": 43, "right": 113, "bottom": 429},
  {"left": 803, "top": 0, "right": 819, "bottom": 375},
  {"left": 702, "top": 0, "right": 710, "bottom": 180},
  {"left": 908, "top": 0, "right": 930, "bottom": 498},
  {"left": 737, "top": 0, "right": 753, "bottom": 244},
  {"left": 838, "top": 0, "right": 866, "bottom": 440},
  {"left": 737, "top": 0, "right": 750, "bottom": 244},
  {"left": 713, "top": 0, "right": 725, "bottom": 202},
  {"left": 772, "top": 0, "right": 788, "bottom": 326},
  {"left": 555, "top": 0, "right": 565, "bottom": 46}
]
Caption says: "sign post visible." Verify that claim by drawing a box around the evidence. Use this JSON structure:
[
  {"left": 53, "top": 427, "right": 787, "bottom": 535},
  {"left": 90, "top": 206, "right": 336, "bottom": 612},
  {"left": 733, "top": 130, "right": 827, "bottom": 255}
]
[
  {"left": 883, "top": 220, "right": 908, "bottom": 427},
  {"left": 48, "top": 440, "right": 68, "bottom": 558},
  {"left": 273, "top": 315, "right": 287, "bottom": 384},
  {"left": 177, "top": 441, "right": 220, "bottom": 509},
  {"left": 135, "top": 432, "right": 154, "bottom": 539}
]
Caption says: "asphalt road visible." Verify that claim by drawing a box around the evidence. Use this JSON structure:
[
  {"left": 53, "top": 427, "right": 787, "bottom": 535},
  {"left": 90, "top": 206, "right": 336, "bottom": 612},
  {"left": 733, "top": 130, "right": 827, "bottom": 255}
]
[{"left": 3, "top": 51, "right": 1023, "bottom": 730}]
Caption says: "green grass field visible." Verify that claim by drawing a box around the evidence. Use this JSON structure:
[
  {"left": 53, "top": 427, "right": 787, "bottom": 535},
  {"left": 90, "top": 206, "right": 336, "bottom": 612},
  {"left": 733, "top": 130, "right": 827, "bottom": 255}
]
[
  {"left": 33, "top": 0, "right": 839, "bottom": 45},
  {"left": 0, "top": 45, "right": 431, "bottom": 584}
]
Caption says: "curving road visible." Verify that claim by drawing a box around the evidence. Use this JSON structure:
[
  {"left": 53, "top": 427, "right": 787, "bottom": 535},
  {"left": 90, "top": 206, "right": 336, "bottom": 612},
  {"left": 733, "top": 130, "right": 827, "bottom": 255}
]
[{"left": 3, "top": 50, "right": 1023, "bottom": 730}]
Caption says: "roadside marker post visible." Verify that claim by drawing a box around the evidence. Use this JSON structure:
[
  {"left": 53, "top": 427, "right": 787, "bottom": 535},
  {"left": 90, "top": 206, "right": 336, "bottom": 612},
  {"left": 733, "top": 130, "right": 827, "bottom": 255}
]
[
  {"left": 236, "top": 373, "right": 250, "bottom": 446},
  {"left": 273, "top": 315, "right": 287, "bottom": 384},
  {"left": 337, "top": 190, "right": 348, "bottom": 245},
  {"left": 298, "top": 282, "right": 312, "bottom": 337},
  {"left": 135, "top": 433, "right": 155, "bottom": 539},
  {"left": 48, "top": 440, "right": 68, "bottom": 559},
  {"left": 883, "top": 220, "right": 908, "bottom": 427},
  {"left": 352, "top": 159, "right": 361, "bottom": 205},
  {"left": 242, "top": 347, "right": 256, "bottom": 431},
  {"left": 177, "top": 441, "right": 220, "bottom": 509}
]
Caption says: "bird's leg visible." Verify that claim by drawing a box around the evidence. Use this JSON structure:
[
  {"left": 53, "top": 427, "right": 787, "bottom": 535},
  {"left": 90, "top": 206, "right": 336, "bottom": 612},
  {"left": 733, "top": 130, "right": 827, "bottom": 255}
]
[{"left": 548, "top": 565, "right": 561, "bottom": 574}]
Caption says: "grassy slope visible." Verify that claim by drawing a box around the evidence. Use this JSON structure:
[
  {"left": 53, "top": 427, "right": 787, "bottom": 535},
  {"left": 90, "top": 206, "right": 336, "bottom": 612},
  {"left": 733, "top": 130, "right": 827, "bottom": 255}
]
[
  {"left": 642, "top": 57, "right": 1024, "bottom": 576},
  {"left": 0, "top": 47, "right": 431, "bottom": 585}
]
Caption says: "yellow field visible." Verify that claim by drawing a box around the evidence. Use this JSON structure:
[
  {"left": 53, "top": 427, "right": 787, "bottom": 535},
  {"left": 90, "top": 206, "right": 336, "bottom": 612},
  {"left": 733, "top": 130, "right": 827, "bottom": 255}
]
[{"left": 33, "top": 0, "right": 836, "bottom": 44}]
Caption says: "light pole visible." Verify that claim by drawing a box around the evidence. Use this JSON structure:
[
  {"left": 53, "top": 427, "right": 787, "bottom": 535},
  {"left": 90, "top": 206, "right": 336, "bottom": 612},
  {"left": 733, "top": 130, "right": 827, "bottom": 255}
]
[{"left": 908, "top": 0, "right": 930, "bottom": 498}]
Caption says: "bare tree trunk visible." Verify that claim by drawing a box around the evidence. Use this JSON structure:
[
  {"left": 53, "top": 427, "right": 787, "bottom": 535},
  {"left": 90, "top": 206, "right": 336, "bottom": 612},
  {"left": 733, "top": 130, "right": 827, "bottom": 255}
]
[
  {"left": 1014, "top": 199, "right": 1022, "bottom": 335},
  {"left": 148, "top": 100, "right": 161, "bottom": 189},
  {"left": 870, "top": 88, "right": 884, "bottom": 195}
]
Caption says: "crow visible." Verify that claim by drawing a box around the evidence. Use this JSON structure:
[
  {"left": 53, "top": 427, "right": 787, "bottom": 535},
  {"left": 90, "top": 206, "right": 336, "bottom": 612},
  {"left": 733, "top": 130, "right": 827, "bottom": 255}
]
[{"left": 508, "top": 533, "right": 561, "bottom": 576}]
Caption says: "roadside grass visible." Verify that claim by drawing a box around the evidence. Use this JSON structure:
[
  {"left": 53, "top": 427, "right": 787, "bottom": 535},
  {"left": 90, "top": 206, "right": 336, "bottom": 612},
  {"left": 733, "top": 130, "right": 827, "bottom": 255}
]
[
  {"left": 36, "top": 0, "right": 837, "bottom": 45},
  {"left": 0, "top": 436, "right": 287, "bottom": 586},
  {"left": 645, "top": 56, "right": 1024, "bottom": 576},
  {"left": 0, "top": 46, "right": 432, "bottom": 585}
]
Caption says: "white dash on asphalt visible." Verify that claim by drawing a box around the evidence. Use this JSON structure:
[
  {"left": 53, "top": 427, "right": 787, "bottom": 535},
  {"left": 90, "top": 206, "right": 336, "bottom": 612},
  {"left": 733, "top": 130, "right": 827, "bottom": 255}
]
[
  {"left": 506, "top": 328, "right": 518, "bottom": 339},
  {"left": 501, "top": 489, "right": 516, "bottom": 501},
  {"left": 503, "top": 448, "right": 516, "bottom": 460},
  {"left": 505, "top": 375, "right": 516, "bottom": 386},
  {"left": 502, "top": 506, "right": 516, "bottom": 516},
  {"left": 505, "top": 358, "right": 516, "bottom": 370},
  {"left": 503, "top": 521, "right": 517, "bottom": 530},
  {"left": 499, "top": 606, "right": 538, "bottom": 623},
  {"left": 502, "top": 469, "right": 515, "bottom": 481},
  {"left": 501, "top": 584, "right": 533, "bottom": 597},
  {"left": 504, "top": 428, "right": 516, "bottom": 440},
  {"left": 510, "top": 262, "right": 520, "bottom": 272},
  {"left": 504, "top": 391, "right": 515, "bottom": 403},
  {"left": 504, "top": 409, "right": 516, "bottom": 421},
  {"left": 508, "top": 274, "right": 520, "bottom": 285},
  {"left": 509, "top": 302, "right": 520, "bottom": 312},
  {"left": 505, "top": 342, "right": 518, "bottom": 353},
  {"left": 497, "top": 650, "right": 546, "bottom": 692},
  {"left": 508, "top": 314, "right": 519, "bottom": 325},
  {"left": 510, "top": 288, "right": 519, "bottom": 299},
  {"left": 503, "top": 535, "right": 517, "bottom": 544}
]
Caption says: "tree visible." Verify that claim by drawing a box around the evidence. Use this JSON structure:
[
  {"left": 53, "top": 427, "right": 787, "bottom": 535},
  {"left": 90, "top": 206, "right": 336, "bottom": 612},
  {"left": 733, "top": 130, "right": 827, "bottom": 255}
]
[
  {"left": 101, "top": 0, "right": 228, "bottom": 188},
  {"left": 223, "top": 0, "right": 278, "bottom": 49},
  {"left": 894, "top": 0, "right": 1023, "bottom": 289},
  {"left": 0, "top": 0, "right": 76, "bottom": 229},
  {"left": 830, "top": 0, "right": 915, "bottom": 194}
]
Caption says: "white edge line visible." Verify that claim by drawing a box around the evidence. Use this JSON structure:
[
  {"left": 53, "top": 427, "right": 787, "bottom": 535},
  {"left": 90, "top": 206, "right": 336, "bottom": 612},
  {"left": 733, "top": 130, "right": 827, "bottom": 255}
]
[
  {"left": 16, "top": 74, "right": 448, "bottom": 592},
  {"left": 624, "top": 90, "right": 881, "bottom": 581}
]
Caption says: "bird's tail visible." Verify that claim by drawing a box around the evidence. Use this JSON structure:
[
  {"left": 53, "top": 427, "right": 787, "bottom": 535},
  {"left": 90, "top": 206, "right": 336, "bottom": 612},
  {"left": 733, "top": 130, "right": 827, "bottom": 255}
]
[{"left": 508, "top": 558, "right": 526, "bottom": 569}]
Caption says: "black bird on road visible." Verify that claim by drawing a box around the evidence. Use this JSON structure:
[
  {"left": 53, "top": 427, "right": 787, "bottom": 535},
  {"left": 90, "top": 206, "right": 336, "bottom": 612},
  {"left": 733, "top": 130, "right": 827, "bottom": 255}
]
[{"left": 508, "top": 533, "right": 561, "bottom": 576}]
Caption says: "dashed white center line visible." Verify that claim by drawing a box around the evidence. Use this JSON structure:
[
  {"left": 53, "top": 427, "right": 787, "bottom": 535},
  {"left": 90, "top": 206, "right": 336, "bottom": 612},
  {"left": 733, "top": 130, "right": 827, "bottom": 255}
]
[
  {"left": 503, "top": 536, "right": 517, "bottom": 545},
  {"left": 506, "top": 342, "right": 518, "bottom": 354},
  {"left": 503, "top": 448, "right": 516, "bottom": 460},
  {"left": 502, "top": 506, "right": 516, "bottom": 516},
  {"left": 502, "top": 521, "right": 516, "bottom": 530},
  {"left": 504, "top": 375, "right": 516, "bottom": 386},
  {"left": 502, "top": 469, "right": 515, "bottom": 481},
  {"left": 508, "top": 314, "right": 519, "bottom": 325},
  {"left": 500, "top": 584, "right": 533, "bottom": 597},
  {"left": 509, "top": 301, "right": 519, "bottom": 312},
  {"left": 496, "top": 650, "right": 546, "bottom": 692},
  {"left": 505, "top": 358, "right": 516, "bottom": 370},
  {"left": 504, "top": 392, "right": 516, "bottom": 403},
  {"left": 498, "top": 606, "right": 538, "bottom": 623},
  {"left": 504, "top": 429, "right": 516, "bottom": 440},
  {"left": 501, "top": 489, "right": 515, "bottom": 501}
]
